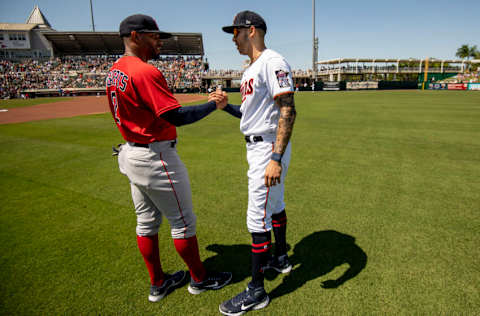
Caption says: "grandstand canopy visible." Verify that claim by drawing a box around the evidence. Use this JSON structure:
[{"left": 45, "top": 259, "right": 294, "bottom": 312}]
[{"left": 41, "top": 31, "right": 204, "bottom": 56}]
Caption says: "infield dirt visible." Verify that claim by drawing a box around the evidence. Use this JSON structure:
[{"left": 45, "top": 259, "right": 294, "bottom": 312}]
[{"left": 0, "top": 94, "right": 207, "bottom": 125}]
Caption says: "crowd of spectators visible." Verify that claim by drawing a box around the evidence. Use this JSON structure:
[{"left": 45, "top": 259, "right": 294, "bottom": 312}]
[
  {"left": 3, "top": 55, "right": 479, "bottom": 99},
  {"left": 152, "top": 56, "right": 203, "bottom": 90},
  {"left": 204, "top": 69, "right": 244, "bottom": 78},
  {"left": 0, "top": 55, "right": 204, "bottom": 99},
  {"left": 204, "top": 69, "right": 312, "bottom": 78}
]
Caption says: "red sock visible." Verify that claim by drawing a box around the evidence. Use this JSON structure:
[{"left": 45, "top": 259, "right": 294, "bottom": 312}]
[
  {"left": 173, "top": 235, "right": 207, "bottom": 282},
  {"left": 136, "top": 234, "right": 165, "bottom": 286}
]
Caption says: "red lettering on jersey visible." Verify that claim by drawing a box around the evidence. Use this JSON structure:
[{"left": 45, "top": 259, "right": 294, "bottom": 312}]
[
  {"left": 241, "top": 78, "right": 254, "bottom": 102},
  {"left": 247, "top": 78, "right": 254, "bottom": 94}
]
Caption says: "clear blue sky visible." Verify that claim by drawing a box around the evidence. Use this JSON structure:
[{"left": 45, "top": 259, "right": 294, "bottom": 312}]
[{"left": 1, "top": 0, "right": 479, "bottom": 70}]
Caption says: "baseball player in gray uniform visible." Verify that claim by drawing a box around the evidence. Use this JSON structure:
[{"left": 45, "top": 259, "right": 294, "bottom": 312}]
[
  {"left": 107, "top": 14, "right": 232, "bottom": 304},
  {"left": 217, "top": 11, "right": 297, "bottom": 315}
]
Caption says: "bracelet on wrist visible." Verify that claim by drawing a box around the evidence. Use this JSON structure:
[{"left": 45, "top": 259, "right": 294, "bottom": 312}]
[{"left": 271, "top": 152, "right": 282, "bottom": 163}]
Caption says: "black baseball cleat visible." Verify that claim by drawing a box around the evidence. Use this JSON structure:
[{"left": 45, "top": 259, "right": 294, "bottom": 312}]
[
  {"left": 219, "top": 282, "right": 270, "bottom": 316},
  {"left": 265, "top": 254, "right": 292, "bottom": 274},
  {"left": 148, "top": 270, "right": 187, "bottom": 302},
  {"left": 187, "top": 271, "right": 232, "bottom": 295}
]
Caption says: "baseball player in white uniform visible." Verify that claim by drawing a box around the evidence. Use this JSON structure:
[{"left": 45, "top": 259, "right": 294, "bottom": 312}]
[{"left": 217, "top": 11, "right": 297, "bottom": 315}]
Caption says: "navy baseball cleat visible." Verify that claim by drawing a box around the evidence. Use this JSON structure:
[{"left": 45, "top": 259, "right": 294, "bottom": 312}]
[
  {"left": 219, "top": 282, "right": 270, "bottom": 316},
  {"left": 187, "top": 271, "right": 232, "bottom": 295},
  {"left": 148, "top": 270, "right": 187, "bottom": 302},
  {"left": 265, "top": 254, "right": 292, "bottom": 274}
]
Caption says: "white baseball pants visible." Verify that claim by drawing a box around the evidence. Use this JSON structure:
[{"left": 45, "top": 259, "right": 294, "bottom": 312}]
[{"left": 246, "top": 137, "right": 291, "bottom": 233}]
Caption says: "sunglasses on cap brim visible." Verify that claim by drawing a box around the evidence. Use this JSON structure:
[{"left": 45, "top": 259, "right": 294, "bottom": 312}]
[{"left": 233, "top": 26, "right": 252, "bottom": 37}]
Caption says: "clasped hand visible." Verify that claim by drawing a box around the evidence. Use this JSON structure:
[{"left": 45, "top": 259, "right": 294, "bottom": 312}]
[{"left": 208, "top": 90, "right": 228, "bottom": 110}]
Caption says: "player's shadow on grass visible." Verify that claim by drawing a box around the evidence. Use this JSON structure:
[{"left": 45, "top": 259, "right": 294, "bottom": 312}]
[
  {"left": 203, "top": 244, "right": 252, "bottom": 284},
  {"left": 202, "top": 230, "right": 367, "bottom": 296},
  {"left": 267, "top": 230, "right": 367, "bottom": 301}
]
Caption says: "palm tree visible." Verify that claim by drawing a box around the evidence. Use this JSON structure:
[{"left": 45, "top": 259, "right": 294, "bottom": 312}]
[
  {"left": 456, "top": 44, "right": 470, "bottom": 59},
  {"left": 470, "top": 45, "right": 479, "bottom": 59},
  {"left": 474, "top": 51, "right": 480, "bottom": 72}
]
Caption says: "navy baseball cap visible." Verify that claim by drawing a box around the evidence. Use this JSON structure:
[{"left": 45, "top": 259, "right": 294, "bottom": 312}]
[
  {"left": 119, "top": 14, "right": 172, "bottom": 38},
  {"left": 222, "top": 10, "right": 267, "bottom": 34}
]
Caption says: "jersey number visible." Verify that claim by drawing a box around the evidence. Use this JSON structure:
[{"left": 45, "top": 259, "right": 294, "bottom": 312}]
[{"left": 110, "top": 91, "right": 121, "bottom": 125}]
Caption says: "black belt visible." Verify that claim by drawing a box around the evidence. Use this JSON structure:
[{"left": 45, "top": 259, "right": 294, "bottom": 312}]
[
  {"left": 132, "top": 140, "right": 176, "bottom": 148},
  {"left": 132, "top": 143, "right": 149, "bottom": 148},
  {"left": 245, "top": 136, "right": 264, "bottom": 143}
]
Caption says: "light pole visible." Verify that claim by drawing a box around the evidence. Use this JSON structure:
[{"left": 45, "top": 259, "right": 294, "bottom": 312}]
[
  {"left": 312, "top": 0, "right": 318, "bottom": 80},
  {"left": 90, "top": 0, "right": 96, "bottom": 32}
]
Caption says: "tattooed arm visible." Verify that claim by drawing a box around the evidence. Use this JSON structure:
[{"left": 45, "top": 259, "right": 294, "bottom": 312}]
[
  {"left": 273, "top": 93, "right": 296, "bottom": 157},
  {"left": 264, "top": 93, "right": 297, "bottom": 187}
]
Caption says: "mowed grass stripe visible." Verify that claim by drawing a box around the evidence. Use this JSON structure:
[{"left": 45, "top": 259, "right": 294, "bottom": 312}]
[
  {"left": 0, "top": 97, "right": 74, "bottom": 109},
  {"left": 0, "top": 90, "right": 479, "bottom": 315}
]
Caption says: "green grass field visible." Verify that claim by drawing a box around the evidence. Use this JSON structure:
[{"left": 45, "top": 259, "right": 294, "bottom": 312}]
[
  {"left": 0, "top": 97, "right": 74, "bottom": 109},
  {"left": 0, "top": 90, "right": 479, "bottom": 315}
]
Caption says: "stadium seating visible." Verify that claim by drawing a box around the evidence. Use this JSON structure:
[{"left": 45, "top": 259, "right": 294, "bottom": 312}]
[{"left": 0, "top": 56, "right": 204, "bottom": 99}]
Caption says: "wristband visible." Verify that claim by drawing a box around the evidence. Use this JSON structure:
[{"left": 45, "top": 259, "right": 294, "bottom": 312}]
[{"left": 271, "top": 152, "right": 282, "bottom": 163}]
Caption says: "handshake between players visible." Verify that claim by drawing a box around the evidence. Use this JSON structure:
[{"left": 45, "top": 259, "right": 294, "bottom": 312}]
[{"left": 207, "top": 86, "right": 229, "bottom": 110}]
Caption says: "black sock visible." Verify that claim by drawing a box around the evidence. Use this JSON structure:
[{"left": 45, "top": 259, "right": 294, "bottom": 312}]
[
  {"left": 272, "top": 210, "right": 287, "bottom": 257},
  {"left": 251, "top": 231, "right": 271, "bottom": 288}
]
